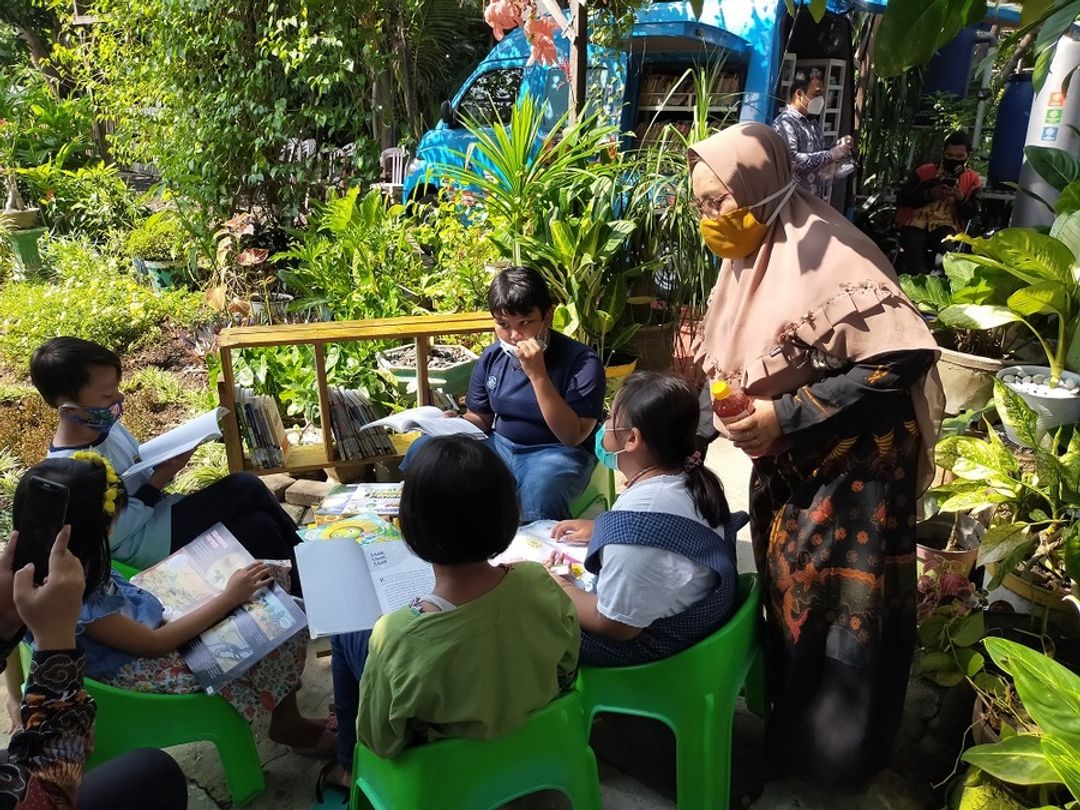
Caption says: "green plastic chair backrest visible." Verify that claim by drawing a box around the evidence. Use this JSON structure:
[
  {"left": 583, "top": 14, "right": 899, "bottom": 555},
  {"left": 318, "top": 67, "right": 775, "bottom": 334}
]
[
  {"left": 351, "top": 688, "right": 599, "bottom": 810},
  {"left": 581, "top": 572, "right": 761, "bottom": 716},
  {"left": 569, "top": 465, "right": 616, "bottom": 519}
]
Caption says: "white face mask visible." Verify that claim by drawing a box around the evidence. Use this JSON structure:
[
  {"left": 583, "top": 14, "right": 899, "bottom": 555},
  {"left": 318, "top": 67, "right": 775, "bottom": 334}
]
[
  {"left": 500, "top": 332, "right": 548, "bottom": 358},
  {"left": 807, "top": 96, "right": 825, "bottom": 117}
]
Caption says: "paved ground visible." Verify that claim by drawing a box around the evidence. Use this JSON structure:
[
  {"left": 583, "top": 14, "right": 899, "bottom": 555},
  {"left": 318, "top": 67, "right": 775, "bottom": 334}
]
[{"left": 11, "top": 441, "right": 957, "bottom": 809}]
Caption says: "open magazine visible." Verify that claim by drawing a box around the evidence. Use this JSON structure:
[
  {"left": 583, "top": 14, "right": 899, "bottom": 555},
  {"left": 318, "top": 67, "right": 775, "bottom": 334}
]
[
  {"left": 361, "top": 406, "right": 486, "bottom": 439},
  {"left": 295, "top": 520, "right": 593, "bottom": 637},
  {"left": 131, "top": 523, "right": 307, "bottom": 694},
  {"left": 123, "top": 408, "right": 228, "bottom": 484}
]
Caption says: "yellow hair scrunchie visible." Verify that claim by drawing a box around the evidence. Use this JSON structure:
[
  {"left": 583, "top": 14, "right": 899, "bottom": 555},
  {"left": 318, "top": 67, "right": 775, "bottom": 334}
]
[{"left": 70, "top": 451, "right": 124, "bottom": 517}]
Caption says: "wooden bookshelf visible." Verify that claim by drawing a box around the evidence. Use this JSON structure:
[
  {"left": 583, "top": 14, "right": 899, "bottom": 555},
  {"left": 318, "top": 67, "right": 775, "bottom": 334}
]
[{"left": 216, "top": 311, "right": 492, "bottom": 476}]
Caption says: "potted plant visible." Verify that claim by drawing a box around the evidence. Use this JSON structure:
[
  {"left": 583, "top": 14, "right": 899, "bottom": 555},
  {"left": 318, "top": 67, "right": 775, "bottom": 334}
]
[
  {"left": 900, "top": 256, "right": 1029, "bottom": 414},
  {"left": 940, "top": 208, "right": 1080, "bottom": 442},
  {"left": 917, "top": 511, "right": 984, "bottom": 578},
  {"left": 952, "top": 638, "right": 1080, "bottom": 810},
  {"left": 126, "top": 211, "right": 189, "bottom": 291},
  {"left": 933, "top": 381, "right": 1080, "bottom": 617},
  {"left": 916, "top": 560, "right": 985, "bottom": 687},
  {"left": 375, "top": 343, "right": 480, "bottom": 399}
]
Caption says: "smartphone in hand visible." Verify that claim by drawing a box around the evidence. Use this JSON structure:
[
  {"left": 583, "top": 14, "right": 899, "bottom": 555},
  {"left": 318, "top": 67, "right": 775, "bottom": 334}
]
[{"left": 13, "top": 477, "right": 69, "bottom": 585}]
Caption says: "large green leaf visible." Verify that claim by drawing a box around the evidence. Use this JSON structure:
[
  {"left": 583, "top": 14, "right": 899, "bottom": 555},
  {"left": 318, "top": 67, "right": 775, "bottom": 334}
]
[
  {"left": 950, "top": 611, "right": 986, "bottom": 647},
  {"left": 809, "top": 0, "right": 827, "bottom": 22},
  {"left": 1021, "top": 0, "right": 1060, "bottom": 28},
  {"left": 937, "top": 487, "right": 1010, "bottom": 512},
  {"left": 984, "top": 638, "right": 1080, "bottom": 743},
  {"left": 1064, "top": 523, "right": 1080, "bottom": 585},
  {"left": 962, "top": 735, "right": 1061, "bottom": 786},
  {"left": 1008, "top": 282, "right": 1070, "bottom": 320},
  {"left": 900, "top": 274, "right": 952, "bottom": 314},
  {"left": 1056, "top": 182, "right": 1080, "bottom": 217},
  {"left": 939, "top": 304, "right": 1021, "bottom": 331},
  {"left": 874, "top": 0, "right": 987, "bottom": 77},
  {"left": 1050, "top": 210, "right": 1080, "bottom": 260},
  {"left": 995, "top": 379, "right": 1040, "bottom": 448},
  {"left": 978, "top": 523, "right": 1035, "bottom": 567},
  {"left": 1041, "top": 734, "right": 1080, "bottom": 799},
  {"left": 1025, "top": 146, "right": 1080, "bottom": 194}
]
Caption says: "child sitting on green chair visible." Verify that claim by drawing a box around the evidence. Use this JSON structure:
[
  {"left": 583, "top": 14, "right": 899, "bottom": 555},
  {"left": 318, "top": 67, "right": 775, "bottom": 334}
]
[
  {"left": 13, "top": 454, "right": 333, "bottom": 755},
  {"left": 321, "top": 436, "right": 580, "bottom": 798},
  {"left": 547, "top": 372, "right": 746, "bottom": 667}
]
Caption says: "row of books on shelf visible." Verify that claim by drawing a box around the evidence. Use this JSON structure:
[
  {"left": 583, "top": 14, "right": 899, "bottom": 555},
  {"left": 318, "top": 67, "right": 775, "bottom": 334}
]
[
  {"left": 327, "top": 385, "right": 397, "bottom": 461},
  {"left": 638, "top": 71, "right": 740, "bottom": 107},
  {"left": 235, "top": 385, "right": 289, "bottom": 470}
]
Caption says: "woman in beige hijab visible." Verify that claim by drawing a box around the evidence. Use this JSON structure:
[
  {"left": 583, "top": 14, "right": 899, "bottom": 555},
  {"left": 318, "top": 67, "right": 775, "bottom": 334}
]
[{"left": 689, "top": 123, "right": 943, "bottom": 788}]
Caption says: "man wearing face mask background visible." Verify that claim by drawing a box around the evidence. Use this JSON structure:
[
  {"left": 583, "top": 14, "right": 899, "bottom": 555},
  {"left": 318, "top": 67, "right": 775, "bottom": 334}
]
[
  {"left": 772, "top": 67, "right": 853, "bottom": 200},
  {"left": 894, "top": 130, "right": 982, "bottom": 275}
]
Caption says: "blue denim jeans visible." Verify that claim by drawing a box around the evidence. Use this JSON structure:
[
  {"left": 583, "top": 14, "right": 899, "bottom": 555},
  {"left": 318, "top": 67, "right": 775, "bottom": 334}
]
[
  {"left": 330, "top": 630, "right": 372, "bottom": 769},
  {"left": 400, "top": 432, "right": 595, "bottom": 522}
]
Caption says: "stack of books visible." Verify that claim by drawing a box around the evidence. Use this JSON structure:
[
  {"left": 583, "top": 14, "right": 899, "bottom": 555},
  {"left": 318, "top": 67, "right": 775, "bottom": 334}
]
[
  {"left": 327, "top": 386, "right": 397, "bottom": 461},
  {"left": 235, "top": 385, "right": 288, "bottom": 469}
]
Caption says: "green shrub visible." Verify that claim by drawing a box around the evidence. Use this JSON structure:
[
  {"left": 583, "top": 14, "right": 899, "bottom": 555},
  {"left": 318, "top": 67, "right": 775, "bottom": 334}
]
[
  {"left": 17, "top": 162, "right": 136, "bottom": 240},
  {"left": 0, "top": 237, "right": 210, "bottom": 370},
  {"left": 125, "top": 211, "right": 189, "bottom": 261}
]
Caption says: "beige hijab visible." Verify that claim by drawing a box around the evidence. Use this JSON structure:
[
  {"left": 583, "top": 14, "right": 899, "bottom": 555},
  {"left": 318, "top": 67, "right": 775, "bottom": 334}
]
[{"left": 689, "top": 123, "right": 944, "bottom": 491}]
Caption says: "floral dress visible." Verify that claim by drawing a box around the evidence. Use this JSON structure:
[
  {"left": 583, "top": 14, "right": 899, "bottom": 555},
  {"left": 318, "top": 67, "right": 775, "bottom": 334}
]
[
  {"left": 75, "top": 572, "right": 306, "bottom": 722},
  {"left": 749, "top": 350, "right": 934, "bottom": 787}
]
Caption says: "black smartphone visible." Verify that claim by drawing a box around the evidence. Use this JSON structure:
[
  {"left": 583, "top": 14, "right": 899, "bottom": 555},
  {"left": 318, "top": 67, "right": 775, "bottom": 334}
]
[{"left": 13, "top": 477, "right": 70, "bottom": 585}]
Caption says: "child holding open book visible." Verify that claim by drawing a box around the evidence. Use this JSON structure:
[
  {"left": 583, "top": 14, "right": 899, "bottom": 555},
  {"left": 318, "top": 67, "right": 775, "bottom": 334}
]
[
  {"left": 319, "top": 436, "right": 580, "bottom": 797},
  {"left": 31, "top": 337, "right": 301, "bottom": 581},
  {"left": 13, "top": 454, "right": 334, "bottom": 755}
]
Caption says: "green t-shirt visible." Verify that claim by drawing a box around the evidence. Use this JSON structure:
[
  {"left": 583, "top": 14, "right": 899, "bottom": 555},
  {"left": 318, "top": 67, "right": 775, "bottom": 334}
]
[{"left": 357, "top": 561, "right": 580, "bottom": 758}]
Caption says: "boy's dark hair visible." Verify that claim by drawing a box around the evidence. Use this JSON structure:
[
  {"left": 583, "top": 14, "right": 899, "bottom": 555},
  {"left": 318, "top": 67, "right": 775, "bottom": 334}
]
[
  {"left": 30, "top": 337, "right": 122, "bottom": 408},
  {"left": 487, "top": 266, "right": 554, "bottom": 317},
  {"left": 788, "top": 68, "right": 823, "bottom": 101},
  {"left": 399, "top": 436, "right": 520, "bottom": 565},
  {"left": 13, "top": 457, "right": 127, "bottom": 598},
  {"left": 944, "top": 130, "right": 972, "bottom": 153},
  {"left": 612, "top": 371, "right": 731, "bottom": 529}
]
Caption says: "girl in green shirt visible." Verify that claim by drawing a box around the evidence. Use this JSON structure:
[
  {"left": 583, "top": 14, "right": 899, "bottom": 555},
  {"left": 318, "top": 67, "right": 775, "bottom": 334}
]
[{"left": 320, "top": 436, "right": 580, "bottom": 797}]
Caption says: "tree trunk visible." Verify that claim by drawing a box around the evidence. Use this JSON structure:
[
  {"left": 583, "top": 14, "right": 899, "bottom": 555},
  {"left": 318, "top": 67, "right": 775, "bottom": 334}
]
[
  {"left": 14, "top": 25, "right": 63, "bottom": 90},
  {"left": 567, "top": 0, "right": 588, "bottom": 125}
]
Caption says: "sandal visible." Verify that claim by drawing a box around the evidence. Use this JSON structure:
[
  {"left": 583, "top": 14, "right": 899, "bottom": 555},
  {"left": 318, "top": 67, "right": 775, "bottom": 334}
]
[{"left": 315, "top": 759, "right": 350, "bottom": 805}]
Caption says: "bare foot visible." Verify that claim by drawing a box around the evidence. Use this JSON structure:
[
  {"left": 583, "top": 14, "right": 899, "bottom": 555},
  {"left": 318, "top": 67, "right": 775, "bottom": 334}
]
[{"left": 324, "top": 762, "right": 352, "bottom": 791}]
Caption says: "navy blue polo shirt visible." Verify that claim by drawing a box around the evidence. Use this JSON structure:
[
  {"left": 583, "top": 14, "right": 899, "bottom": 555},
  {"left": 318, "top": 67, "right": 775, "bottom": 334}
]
[{"left": 466, "top": 331, "right": 606, "bottom": 447}]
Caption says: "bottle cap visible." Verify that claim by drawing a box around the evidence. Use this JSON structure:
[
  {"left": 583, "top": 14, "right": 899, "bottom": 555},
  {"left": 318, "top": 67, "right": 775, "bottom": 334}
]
[{"left": 710, "top": 380, "right": 731, "bottom": 400}]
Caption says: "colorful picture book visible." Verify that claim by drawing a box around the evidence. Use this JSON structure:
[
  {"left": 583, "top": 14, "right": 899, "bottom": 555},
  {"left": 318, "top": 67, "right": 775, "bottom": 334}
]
[
  {"left": 301, "top": 510, "right": 402, "bottom": 543},
  {"left": 315, "top": 482, "right": 403, "bottom": 522},
  {"left": 494, "top": 520, "right": 595, "bottom": 590},
  {"left": 131, "top": 523, "right": 307, "bottom": 695}
]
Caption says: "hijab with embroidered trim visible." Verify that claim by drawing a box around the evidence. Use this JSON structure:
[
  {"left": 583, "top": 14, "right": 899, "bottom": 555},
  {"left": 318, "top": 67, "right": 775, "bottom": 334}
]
[{"left": 689, "top": 123, "right": 944, "bottom": 491}]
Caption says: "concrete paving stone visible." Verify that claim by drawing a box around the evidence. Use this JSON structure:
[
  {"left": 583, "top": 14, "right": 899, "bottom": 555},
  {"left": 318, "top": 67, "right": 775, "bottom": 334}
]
[
  {"left": 260, "top": 473, "right": 297, "bottom": 501},
  {"left": 282, "top": 502, "right": 307, "bottom": 527},
  {"left": 284, "top": 479, "right": 334, "bottom": 507},
  {"left": 300, "top": 508, "right": 316, "bottom": 527}
]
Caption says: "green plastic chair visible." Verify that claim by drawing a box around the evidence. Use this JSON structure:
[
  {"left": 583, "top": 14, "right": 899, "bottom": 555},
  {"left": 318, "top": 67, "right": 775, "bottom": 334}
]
[
  {"left": 111, "top": 561, "right": 140, "bottom": 579},
  {"left": 85, "top": 677, "right": 265, "bottom": 806},
  {"left": 349, "top": 690, "right": 601, "bottom": 810},
  {"left": 569, "top": 465, "right": 616, "bottom": 519},
  {"left": 577, "top": 573, "right": 764, "bottom": 810}
]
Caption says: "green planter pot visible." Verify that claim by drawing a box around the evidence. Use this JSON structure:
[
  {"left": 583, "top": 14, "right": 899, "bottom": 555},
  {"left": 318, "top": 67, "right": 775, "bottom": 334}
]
[
  {"left": 376, "top": 344, "right": 479, "bottom": 398},
  {"left": 132, "top": 257, "right": 185, "bottom": 291},
  {"left": 4, "top": 227, "right": 47, "bottom": 279}
]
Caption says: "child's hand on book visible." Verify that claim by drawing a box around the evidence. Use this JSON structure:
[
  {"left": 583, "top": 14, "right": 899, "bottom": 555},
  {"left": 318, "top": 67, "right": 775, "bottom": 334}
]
[
  {"left": 13, "top": 526, "right": 84, "bottom": 651},
  {"left": 225, "top": 562, "right": 275, "bottom": 605},
  {"left": 149, "top": 449, "right": 197, "bottom": 489},
  {"left": 550, "top": 519, "right": 593, "bottom": 545}
]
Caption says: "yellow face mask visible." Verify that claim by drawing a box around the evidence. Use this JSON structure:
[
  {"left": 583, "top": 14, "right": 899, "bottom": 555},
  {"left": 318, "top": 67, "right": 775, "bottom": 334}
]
[{"left": 699, "top": 181, "right": 796, "bottom": 260}]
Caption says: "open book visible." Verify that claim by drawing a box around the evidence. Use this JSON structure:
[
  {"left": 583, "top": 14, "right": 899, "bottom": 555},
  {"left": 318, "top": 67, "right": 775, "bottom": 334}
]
[
  {"left": 131, "top": 523, "right": 307, "bottom": 694},
  {"left": 123, "top": 408, "right": 228, "bottom": 484},
  {"left": 361, "top": 406, "right": 486, "bottom": 439},
  {"left": 295, "top": 537, "right": 435, "bottom": 638},
  {"left": 295, "top": 521, "right": 593, "bottom": 638}
]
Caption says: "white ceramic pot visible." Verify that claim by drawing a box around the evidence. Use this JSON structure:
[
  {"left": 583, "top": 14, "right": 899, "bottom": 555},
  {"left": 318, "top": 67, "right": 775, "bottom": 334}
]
[
  {"left": 996, "top": 365, "right": 1080, "bottom": 445},
  {"left": 0, "top": 208, "right": 40, "bottom": 230},
  {"left": 937, "top": 347, "right": 1006, "bottom": 415}
]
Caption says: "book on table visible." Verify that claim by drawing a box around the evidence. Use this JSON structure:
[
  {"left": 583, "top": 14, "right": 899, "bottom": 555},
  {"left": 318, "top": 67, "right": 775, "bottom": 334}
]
[
  {"left": 130, "top": 522, "right": 307, "bottom": 695},
  {"left": 360, "top": 406, "right": 486, "bottom": 439},
  {"left": 294, "top": 518, "right": 592, "bottom": 638},
  {"left": 122, "top": 408, "right": 229, "bottom": 485}
]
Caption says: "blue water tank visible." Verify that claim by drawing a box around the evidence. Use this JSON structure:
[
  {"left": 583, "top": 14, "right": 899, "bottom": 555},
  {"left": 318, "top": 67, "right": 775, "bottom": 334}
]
[
  {"left": 923, "top": 26, "right": 979, "bottom": 98},
  {"left": 990, "top": 71, "right": 1034, "bottom": 188}
]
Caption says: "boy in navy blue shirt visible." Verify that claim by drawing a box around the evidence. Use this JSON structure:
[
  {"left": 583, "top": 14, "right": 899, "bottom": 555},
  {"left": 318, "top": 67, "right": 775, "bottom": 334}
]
[{"left": 404, "top": 267, "right": 604, "bottom": 520}]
